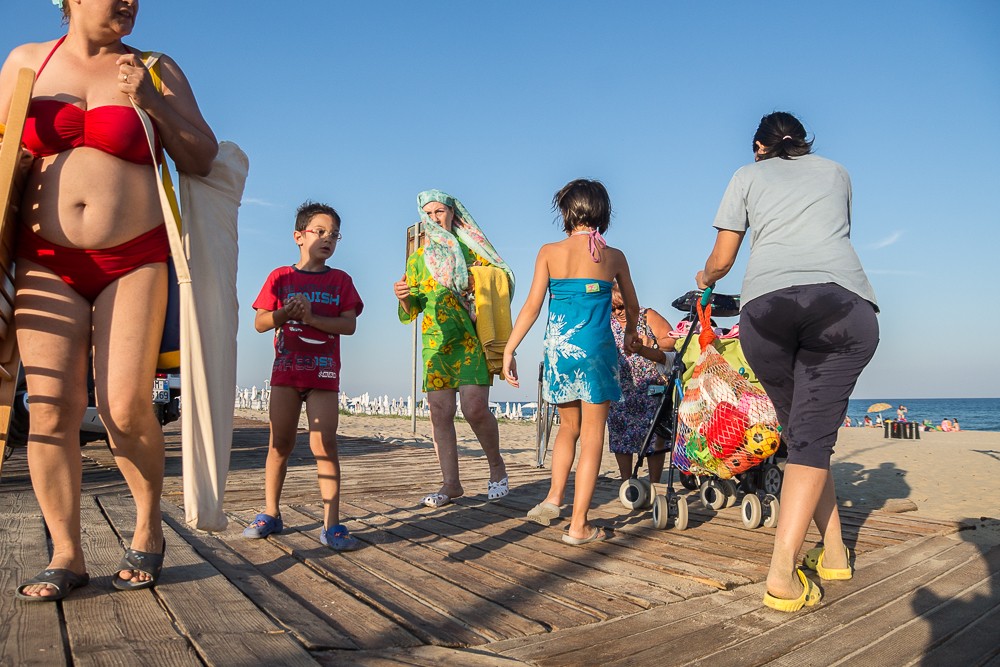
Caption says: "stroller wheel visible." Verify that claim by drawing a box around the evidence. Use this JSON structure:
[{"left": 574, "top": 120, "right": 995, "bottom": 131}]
[
  {"left": 741, "top": 493, "right": 763, "bottom": 529},
  {"left": 619, "top": 478, "right": 650, "bottom": 510},
  {"left": 762, "top": 495, "right": 780, "bottom": 528},
  {"left": 680, "top": 472, "right": 699, "bottom": 491},
  {"left": 652, "top": 494, "right": 669, "bottom": 530},
  {"left": 675, "top": 495, "right": 689, "bottom": 531},
  {"left": 700, "top": 479, "right": 727, "bottom": 510},
  {"left": 721, "top": 479, "right": 739, "bottom": 508},
  {"left": 763, "top": 464, "right": 783, "bottom": 495}
]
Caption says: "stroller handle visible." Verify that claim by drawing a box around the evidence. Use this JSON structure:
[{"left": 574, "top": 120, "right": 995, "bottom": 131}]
[{"left": 700, "top": 286, "right": 714, "bottom": 307}]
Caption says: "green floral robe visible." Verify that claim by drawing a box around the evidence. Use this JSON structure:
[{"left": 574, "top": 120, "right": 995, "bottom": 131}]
[{"left": 398, "top": 242, "right": 491, "bottom": 391}]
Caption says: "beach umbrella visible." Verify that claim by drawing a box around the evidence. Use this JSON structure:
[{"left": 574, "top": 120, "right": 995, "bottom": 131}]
[{"left": 867, "top": 402, "right": 892, "bottom": 413}]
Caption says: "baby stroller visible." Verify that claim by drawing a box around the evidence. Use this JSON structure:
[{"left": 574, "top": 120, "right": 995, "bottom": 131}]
[{"left": 618, "top": 288, "right": 785, "bottom": 531}]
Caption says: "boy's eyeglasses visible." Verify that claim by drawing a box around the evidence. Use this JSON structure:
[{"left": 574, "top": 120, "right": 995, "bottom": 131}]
[{"left": 304, "top": 228, "right": 342, "bottom": 240}]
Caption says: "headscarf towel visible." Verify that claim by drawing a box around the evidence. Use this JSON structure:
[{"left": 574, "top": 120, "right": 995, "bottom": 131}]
[{"left": 417, "top": 189, "right": 515, "bottom": 298}]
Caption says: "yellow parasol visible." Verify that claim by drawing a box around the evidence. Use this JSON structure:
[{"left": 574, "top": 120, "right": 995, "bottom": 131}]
[{"left": 867, "top": 402, "right": 892, "bottom": 413}]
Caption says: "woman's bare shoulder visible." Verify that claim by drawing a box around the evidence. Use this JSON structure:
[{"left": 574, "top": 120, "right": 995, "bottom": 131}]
[{"left": 3, "top": 41, "right": 56, "bottom": 71}]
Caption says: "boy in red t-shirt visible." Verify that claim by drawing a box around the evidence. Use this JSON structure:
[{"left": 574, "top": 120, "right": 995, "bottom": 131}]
[{"left": 244, "top": 201, "right": 364, "bottom": 550}]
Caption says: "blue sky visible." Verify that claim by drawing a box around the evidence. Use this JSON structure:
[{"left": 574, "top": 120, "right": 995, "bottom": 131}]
[{"left": 5, "top": 2, "right": 999, "bottom": 401}]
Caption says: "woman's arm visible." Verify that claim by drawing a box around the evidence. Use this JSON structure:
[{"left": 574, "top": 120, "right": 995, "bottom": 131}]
[
  {"left": 612, "top": 250, "right": 640, "bottom": 352},
  {"left": 696, "top": 229, "right": 745, "bottom": 288},
  {"left": 119, "top": 53, "right": 217, "bottom": 176},
  {"left": 502, "top": 246, "right": 551, "bottom": 387},
  {"left": 632, "top": 307, "right": 675, "bottom": 363}
]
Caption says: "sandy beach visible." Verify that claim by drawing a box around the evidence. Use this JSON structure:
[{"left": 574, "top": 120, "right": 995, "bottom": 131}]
[{"left": 234, "top": 408, "right": 1000, "bottom": 545}]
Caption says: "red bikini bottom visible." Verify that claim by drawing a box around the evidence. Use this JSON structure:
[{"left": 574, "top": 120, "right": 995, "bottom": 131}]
[{"left": 17, "top": 224, "right": 170, "bottom": 303}]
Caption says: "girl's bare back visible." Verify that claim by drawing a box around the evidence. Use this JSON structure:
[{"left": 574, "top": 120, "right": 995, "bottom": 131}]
[{"left": 544, "top": 234, "right": 623, "bottom": 282}]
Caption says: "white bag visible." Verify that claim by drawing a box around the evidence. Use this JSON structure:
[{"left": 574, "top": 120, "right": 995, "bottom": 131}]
[{"left": 179, "top": 141, "right": 248, "bottom": 531}]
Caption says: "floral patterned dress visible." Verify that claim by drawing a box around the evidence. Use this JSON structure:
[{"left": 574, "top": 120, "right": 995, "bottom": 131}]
[
  {"left": 608, "top": 309, "right": 665, "bottom": 455},
  {"left": 399, "top": 242, "right": 490, "bottom": 391}
]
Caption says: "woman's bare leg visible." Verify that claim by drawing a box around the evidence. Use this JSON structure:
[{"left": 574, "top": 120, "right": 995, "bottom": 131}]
[
  {"left": 92, "top": 264, "right": 167, "bottom": 585},
  {"left": 14, "top": 263, "right": 92, "bottom": 597},
  {"left": 426, "top": 388, "right": 463, "bottom": 498},
  {"left": 543, "top": 402, "right": 580, "bottom": 507},
  {"left": 566, "top": 401, "right": 610, "bottom": 540},
  {"left": 458, "top": 384, "right": 506, "bottom": 483}
]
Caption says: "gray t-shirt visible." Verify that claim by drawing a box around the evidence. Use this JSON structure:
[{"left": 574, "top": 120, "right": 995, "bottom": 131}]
[{"left": 713, "top": 154, "right": 878, "bottom": 309}]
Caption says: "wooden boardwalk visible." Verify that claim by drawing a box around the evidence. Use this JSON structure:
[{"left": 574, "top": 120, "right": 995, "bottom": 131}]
[{"left": 1, "top": 418, "right": 997, "bottom": 666}]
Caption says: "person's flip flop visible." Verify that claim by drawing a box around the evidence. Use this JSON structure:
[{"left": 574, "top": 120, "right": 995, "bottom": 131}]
[
  {"left": 562, "top": 527, "right": 605, "bottom": 545},
  {"left": 526, "top": 501, "right": 561, "bottom": 526},
  {"left": 762, "top": 568, "right": 822, "bottom": 612},
  {"left": 113, "top": 540, "right": 166, "bottom": 591},
  {"left": 815, "top": 546, "right": 853, "bottom": 580},
  {"left": 15, "top": 569, "right": 90, "bottom": 602},
  {"left": 421, "top": 492, "right": 452, "bottom": 508}
]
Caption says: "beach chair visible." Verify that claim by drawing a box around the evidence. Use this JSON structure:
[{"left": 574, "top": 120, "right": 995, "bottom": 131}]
[{"left": 0, "top": 68, "right": 35, "bottom": 476}]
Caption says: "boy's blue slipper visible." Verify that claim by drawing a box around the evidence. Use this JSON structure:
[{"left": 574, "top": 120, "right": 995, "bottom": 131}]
[
  {"left": 243, "top": 513, "right": 283, "bottom": 539},
  {"left": 321, "top": 524, "right": 361, "bottom": 551}
]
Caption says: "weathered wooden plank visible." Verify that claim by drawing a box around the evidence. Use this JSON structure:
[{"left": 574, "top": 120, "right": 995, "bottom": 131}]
[
  {"left": 62, "top": 499, "right": 199, "bottom": 666},
  {"left": 324, "top": 499, "right": 603, "bottom": 631},
  {"left": 272, "top": 505, "right": 548, "bottom": 641},
  {"left": 920, "top": 594, "right": 1000, "bottom": 667},
  {"left": 0, "top": 493, "right": 67, "bottom": 666},
  {"left": 314, "top": 645, "right": 527, "bottom": 666},
  {"left": 99, "top": 495, "right": 319, "bottom": 666},
  {"left": 251, "top": 506, "right": 490, "bottom": 646},
  {"left": 346, "top": 494, "right": 681, "bottom": 613},
  {"left": 672, "top": 537, "right": 979, "bottom": 667},
  {"left": 160, "top": 502, "right": 385, "bottom": 652},
  {"left": 449, "top": 494, "right": 748, "bottom": 590},
  {"left": 808, "top": 542, "right": 1000, "bottom": 667},
  {"left": 368, "top": 492, "right": 697, "bottom": 604}
]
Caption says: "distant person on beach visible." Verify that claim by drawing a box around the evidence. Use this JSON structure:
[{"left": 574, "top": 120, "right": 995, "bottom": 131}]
[
  {"left": 875, "top": 413, "right": 884, "bottom": 426},
  {"left": 608, "top": 280, "right": 676, "bottom": 484},
  {"left": 940, "top": 418, "right": 954, "bottom": 432},
  {"left": 863, "top": 416, "right": 873, "bottom": 427},
  {"left": 503, "top": 179, "right": 640, "bottom": 545},
  {"left": 843, "top": 416, "right": 853, "bottom": 428},
  {"left": 952, "top": 418, "right": 961, "bottom": 431},
  {"left": 696, "top": 111, "right": 879, "bottom": 611},
  {"left": 393, "top": 190, "right": 513, "bottom": 508},
  {"left": 244, "top": 202, "right": 364, "bottom": 551},
  {"left": 897, "top": 405, "right": 908, "bottom": 421},
  {"left": 5, "top": 1, "right": 216, "bottom": 600}
]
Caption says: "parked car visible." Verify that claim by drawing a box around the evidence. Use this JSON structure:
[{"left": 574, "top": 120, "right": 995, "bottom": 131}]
[{"left": 3, "top": 366, "right": 180, "bottom": 458}]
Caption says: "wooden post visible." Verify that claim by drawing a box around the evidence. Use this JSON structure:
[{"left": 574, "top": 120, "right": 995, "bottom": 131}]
[{"left": 405, "top": 223, "right": 423, "bottom": 435}]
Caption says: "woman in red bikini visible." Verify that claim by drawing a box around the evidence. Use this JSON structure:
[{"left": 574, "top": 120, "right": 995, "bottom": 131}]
[{"left": 0, "top": 0, "right": 216, "bottom": 601}]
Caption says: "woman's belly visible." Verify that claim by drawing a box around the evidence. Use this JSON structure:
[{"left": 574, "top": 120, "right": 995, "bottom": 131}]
[{"left": 20, "top": 147, "right": 164, "bottom": 249}]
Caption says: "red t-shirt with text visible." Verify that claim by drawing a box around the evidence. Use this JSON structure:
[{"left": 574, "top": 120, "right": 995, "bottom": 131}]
[{"left": 253, "top": 266, "right": 364, "bottom": 392}]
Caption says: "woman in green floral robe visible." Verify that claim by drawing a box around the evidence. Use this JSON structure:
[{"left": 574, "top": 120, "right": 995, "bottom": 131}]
[{"left": 393, "top": 190, "right": 514, "bottom": 509}]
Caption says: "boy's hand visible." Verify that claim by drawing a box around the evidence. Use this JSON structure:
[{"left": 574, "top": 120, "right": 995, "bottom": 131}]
[
  {"left": 502, "top": 352, "right": 519, "bottom": 388},
  {"left": 283, "top": 295, "right": 307, "bottom": 321},
  {"left": 393, "top": 276, "right": 412, "bottom": 301}
]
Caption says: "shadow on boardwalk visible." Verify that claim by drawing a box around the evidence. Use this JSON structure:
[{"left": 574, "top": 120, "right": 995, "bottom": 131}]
[{"left": 0, "top": 418, "right": 997, "bottom": 666}]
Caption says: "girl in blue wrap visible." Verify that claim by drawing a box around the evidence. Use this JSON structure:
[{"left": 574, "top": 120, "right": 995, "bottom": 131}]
[{"left": 503, "top": 179, "right": 639, "bottom": 545}]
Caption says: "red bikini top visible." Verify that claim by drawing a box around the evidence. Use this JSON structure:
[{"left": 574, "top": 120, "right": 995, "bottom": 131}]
[{"left": 21, "top": 36, "right": 158, "bottom": 165}]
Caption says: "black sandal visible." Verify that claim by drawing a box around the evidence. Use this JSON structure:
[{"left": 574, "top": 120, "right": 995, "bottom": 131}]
[
  {"left": 112, "top": 539, "right": 166, "bottom": 591},
  {"left": 15, "top": 568, "right": 90, "bottom": 602}
]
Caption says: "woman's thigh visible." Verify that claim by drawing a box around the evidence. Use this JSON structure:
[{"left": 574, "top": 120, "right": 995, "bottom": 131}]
[
  {"left": 91, "top": 263, "right": 167, "bottom": 418},
  {"left": 14, "top": 260, "right": 93, "bottom": 420}
]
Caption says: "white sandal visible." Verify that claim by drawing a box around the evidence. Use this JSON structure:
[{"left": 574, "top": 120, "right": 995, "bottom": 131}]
[
  {"left": 487, "top": 476, "right": 509, "bottom": 500},
  {"left": 421, "top": 492, "right": 452, "bottom": 508}
]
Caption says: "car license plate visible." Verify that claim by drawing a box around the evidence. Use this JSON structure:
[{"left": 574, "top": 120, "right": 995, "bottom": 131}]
[{"left": 153, "top": 378, "right": 169, "bottom": 404}]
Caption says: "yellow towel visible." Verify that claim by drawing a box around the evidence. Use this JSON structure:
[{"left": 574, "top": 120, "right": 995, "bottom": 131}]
[{"left": 470, "top": 265, "right": 512, "bottom": 376}]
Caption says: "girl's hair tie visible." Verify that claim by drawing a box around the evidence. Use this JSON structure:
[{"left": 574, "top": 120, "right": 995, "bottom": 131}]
[{"left": 782, "top": 135, "right": 792, "bottom": 140}]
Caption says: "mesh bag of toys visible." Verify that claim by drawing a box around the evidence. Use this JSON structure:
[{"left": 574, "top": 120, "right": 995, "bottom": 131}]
[{"left": 672, "top": 299, "right": 781, "bottom": 479}]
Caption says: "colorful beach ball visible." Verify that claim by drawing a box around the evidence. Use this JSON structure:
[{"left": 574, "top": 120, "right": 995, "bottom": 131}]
[{"left": 744, "top": 423, "right": 781, "bottom": 459}]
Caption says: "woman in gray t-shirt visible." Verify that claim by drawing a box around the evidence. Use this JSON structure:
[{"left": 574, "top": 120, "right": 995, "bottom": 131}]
[{"left": 696, "top": 111, "right": 879, "bottom": 613}]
